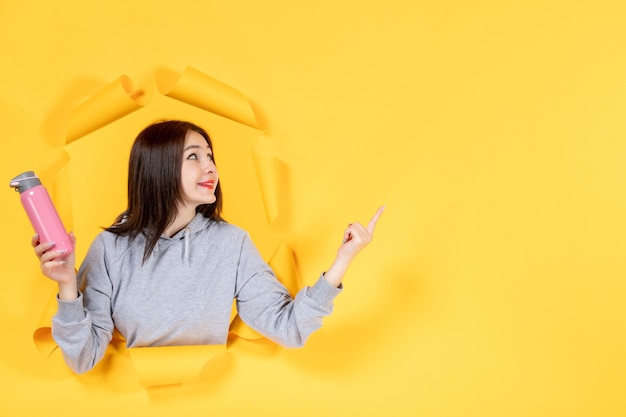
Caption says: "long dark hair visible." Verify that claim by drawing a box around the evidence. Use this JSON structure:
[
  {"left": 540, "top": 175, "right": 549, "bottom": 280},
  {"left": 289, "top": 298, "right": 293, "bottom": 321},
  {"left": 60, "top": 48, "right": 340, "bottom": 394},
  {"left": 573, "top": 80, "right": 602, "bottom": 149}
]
[{"left": 106, "top": 120, "right": 224, "bottom": 262}]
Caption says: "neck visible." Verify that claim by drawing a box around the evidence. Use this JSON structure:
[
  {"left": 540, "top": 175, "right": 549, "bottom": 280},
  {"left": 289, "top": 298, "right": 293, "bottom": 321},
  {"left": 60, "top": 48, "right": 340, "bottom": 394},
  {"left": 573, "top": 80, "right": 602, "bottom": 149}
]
[{"left": 165, "top": 207, "right": 196, "bottom": 237}]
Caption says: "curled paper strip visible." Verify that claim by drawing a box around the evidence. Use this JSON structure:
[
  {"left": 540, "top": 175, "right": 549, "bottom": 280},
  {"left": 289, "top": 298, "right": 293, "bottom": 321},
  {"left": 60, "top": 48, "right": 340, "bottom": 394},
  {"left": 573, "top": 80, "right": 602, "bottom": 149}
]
[
  {"left": 252, "top": 140, "right": 282, "bottom": 226},
  {"left": 66, "top": 76, "right": 146, "bottom": 144},
  {"left": 156, "top": 66, "right": 258, "bottom": 129}
]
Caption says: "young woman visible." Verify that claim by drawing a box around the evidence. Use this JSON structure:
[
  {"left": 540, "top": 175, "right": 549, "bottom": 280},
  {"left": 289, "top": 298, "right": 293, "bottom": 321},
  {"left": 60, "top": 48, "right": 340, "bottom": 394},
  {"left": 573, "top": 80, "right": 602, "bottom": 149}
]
[{"left": 32, "top": 120, "right": 384, "bottom": 374}]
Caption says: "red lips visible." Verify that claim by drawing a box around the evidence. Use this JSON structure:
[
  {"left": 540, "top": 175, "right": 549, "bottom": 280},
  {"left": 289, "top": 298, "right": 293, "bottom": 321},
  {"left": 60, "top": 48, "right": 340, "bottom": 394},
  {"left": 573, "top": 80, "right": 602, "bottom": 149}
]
[{"left": 198, "top": 180, "right": 215, "bottom": 189}]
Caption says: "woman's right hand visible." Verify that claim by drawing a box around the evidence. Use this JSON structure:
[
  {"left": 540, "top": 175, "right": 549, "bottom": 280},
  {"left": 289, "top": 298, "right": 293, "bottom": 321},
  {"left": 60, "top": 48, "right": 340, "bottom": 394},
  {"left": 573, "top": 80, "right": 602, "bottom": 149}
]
[{"left": 32, "top": 233, "right": 78, "bottom": 300}]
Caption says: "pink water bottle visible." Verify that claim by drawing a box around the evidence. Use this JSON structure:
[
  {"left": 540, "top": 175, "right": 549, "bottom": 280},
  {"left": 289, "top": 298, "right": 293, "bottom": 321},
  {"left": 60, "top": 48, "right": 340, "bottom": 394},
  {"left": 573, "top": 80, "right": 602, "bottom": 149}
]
[{"left": 10, "top": 171, "right": 74, "bottom": 258}]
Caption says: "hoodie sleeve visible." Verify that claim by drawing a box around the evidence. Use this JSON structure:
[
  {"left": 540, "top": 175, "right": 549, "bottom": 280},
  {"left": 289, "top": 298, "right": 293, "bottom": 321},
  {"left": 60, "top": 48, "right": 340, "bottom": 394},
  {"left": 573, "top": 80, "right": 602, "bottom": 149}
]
[
  {"left": 234, "top": 233, "right": 342, "bottom": 347},
  {"left": 51, "top": 234, "right": 114, "bottom": 373}
]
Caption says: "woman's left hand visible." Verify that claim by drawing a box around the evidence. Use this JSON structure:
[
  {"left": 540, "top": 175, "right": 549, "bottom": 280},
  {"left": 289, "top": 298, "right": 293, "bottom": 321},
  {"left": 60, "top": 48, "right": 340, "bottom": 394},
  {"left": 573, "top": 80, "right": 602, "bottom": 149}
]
[
  {"left": 337, "top": 205, "right": 385, "bottom": 262},
  {"left": 323, "top": 206, "right": 385, "bottom": 288}
]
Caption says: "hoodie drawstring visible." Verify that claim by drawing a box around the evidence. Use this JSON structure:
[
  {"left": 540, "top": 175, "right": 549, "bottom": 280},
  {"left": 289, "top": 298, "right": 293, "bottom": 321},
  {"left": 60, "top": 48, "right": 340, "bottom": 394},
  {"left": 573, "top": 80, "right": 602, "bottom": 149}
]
[{"left": 183, "top": 227, "right": 190, "bottom": 264}]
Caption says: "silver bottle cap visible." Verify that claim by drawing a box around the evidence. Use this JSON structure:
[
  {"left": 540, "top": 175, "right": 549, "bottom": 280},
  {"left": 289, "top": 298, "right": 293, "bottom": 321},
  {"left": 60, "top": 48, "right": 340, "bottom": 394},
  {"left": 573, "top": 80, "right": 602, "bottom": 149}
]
[{"left": 9, "top": 171, "right": 42, "bottom": 193}]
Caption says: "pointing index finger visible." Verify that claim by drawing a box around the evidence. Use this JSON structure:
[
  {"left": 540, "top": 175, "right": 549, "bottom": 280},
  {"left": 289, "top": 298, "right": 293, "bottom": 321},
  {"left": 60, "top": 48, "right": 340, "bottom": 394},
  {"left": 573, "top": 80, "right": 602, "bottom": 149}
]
[{"left": 367, "top": 205, "right": 385, "bottom": 232}]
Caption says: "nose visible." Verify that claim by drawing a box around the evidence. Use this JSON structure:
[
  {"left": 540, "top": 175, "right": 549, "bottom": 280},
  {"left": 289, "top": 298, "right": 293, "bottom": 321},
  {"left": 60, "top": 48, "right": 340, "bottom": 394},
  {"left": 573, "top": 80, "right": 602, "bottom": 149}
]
[{"left": 203, "top": 157, "right": 216, "bottom": 173}]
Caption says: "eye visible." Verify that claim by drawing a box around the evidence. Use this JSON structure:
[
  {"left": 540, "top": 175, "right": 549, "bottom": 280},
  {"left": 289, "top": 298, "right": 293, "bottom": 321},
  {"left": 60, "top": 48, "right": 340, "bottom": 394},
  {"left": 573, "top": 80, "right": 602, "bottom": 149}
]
[
  {"left": 207, "top": 153, "right": 214, "bottom": 162},
  {"left": 187, "top": 153, "right": 198, "bottom": 160}
]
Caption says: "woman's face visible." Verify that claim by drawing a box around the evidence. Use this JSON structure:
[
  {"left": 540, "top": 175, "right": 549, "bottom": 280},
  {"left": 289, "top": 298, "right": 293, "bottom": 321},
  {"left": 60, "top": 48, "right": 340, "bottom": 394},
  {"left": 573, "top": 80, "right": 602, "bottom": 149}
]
[{"left": 179, "top": 129, "right": 219, "bottom": 210}]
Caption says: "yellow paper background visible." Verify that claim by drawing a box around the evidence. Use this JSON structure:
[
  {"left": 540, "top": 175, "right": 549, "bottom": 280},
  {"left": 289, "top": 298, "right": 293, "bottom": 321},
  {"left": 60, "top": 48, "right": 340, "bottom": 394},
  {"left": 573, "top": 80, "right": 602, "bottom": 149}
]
[{"left": 1, "top": 1, "right": 626, "bottom": 416}]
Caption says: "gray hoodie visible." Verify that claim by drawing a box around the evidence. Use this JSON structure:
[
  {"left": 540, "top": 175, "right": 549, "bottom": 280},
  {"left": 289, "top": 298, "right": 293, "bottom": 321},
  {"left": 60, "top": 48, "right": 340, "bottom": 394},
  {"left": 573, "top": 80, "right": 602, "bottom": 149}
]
[{"left": 52, "top": 213, "right": 341, "bottom": 374}]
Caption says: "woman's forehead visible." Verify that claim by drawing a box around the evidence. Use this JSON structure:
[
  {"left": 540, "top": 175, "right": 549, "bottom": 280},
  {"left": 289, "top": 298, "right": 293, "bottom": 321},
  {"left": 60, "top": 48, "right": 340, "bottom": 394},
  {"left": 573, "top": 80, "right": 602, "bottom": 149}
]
[{"left": 184, "top": 130, "right": 211, "bottom": 149}]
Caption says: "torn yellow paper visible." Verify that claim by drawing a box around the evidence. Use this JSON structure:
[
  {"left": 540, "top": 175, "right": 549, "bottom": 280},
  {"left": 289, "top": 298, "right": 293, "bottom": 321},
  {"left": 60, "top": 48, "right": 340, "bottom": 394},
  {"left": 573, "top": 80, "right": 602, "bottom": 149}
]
[
  {"left": 49, "top": 165, "right": 74, "bottom": 234},
  {"left": 32, "top": 289, "right": 59, "bottom": 356},
  {"left": 156, "top": 66, "right": 258, "bottom": 129},
  {"left": 32, "top": 149, "right": 70, "bottom": 186},
  {"left": 228, "top": 315, "right": 264, "bottom": 340},
  {"left": 128, "top": 344, "right": 226, "bottom": 387},
  {"left": 32, "top": 66, "right": 295, "bottom": 388},
  {"left": 268, "top": 240, "right": 301, "bottom": 296},
  {"left": 66, "top": 75, "right": 146, "bottom": 144},
  {"left": 252, "top": 142, "right": 282, "bottom": 226}
]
